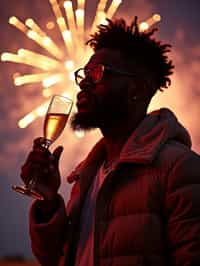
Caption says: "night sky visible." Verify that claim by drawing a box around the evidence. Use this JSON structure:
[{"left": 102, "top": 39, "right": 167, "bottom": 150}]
[{"left": 0, "top": 0, "right": 200, "bottom": 259}]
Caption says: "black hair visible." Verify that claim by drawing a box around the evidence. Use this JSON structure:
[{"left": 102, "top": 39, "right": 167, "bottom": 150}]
[{"left": 87, "top": 17, "right": 174, "bottom": 96}]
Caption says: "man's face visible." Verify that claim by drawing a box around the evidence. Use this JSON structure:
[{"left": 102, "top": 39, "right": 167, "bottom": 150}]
[{"left": 70, "top": 48, "right": 134, "bottom": 131}]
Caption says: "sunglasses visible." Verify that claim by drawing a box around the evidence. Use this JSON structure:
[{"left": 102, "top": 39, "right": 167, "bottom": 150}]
[{"left": 74, "top": 64, "right": 136, "bottom": 85}]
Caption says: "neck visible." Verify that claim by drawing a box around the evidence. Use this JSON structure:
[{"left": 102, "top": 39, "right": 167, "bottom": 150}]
[{"left": 100, "top": 112, "right": 146, "bottom": 163}]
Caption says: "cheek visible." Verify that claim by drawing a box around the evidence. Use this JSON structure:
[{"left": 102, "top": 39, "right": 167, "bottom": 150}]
[{"left": 94, "top": 80, "right": 129, "bottom": 110}]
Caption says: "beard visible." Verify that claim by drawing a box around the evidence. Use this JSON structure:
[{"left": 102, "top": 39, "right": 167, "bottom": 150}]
[
  {"left": 70, "top": 88, "right": 129, "bottom": 132},
  {"left": 70, "top": 110, "right": 100, "bottom": 132}
]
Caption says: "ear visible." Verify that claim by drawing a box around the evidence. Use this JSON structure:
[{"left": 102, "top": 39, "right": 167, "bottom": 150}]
[{"left": 128, "top": 79, "right": 152, "bottom": 107}]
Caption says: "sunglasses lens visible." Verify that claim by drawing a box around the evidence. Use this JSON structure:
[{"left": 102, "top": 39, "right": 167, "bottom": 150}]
[
  {"left": 75, "top": 64, "right": 104, "bottom": 85},
  {"left": 91, "top": 65, "right": 104, "bottom": 83}
]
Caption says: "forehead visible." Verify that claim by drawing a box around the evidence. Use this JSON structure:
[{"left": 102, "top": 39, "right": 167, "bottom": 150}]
[{"left": 85, "top": 48, "right": 125, "bottom": 69}]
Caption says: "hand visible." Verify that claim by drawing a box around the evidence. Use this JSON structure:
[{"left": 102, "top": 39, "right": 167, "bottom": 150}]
[{"left": 20, "top": 137, "right": 63, "bottom": 201}]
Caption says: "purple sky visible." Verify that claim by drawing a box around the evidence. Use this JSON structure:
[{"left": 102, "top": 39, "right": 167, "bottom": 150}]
[{"left": 0, "top": 0, "right": 200, "bottom": 259}]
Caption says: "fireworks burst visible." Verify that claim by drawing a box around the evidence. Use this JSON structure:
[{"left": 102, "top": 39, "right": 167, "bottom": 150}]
[{"left": 1, "top": 0, "right": 161, "bottom": 129}]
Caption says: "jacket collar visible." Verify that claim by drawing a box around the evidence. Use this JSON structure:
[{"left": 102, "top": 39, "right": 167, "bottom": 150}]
[{"left": 67, "top": 108, "right": 191, "bottom": 183}]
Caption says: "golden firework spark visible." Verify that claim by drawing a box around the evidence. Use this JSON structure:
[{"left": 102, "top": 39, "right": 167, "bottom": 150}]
[{"left": 1, "top": 0, "right": 161, "bottom": 128}]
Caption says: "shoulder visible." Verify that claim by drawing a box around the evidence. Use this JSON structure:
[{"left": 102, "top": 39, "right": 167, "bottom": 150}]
[{"left": 157, "top": 140, "right": 200, "bottom": 190}]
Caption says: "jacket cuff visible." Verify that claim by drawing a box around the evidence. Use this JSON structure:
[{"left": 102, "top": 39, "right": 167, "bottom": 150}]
[{"left": 29, "top": 194, "right": 68, "bottom": 264}]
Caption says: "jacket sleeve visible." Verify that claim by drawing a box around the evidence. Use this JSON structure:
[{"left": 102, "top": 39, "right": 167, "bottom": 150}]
[
  {"left": 29, "top": 194, "right": 69, "bottom": 266},
  {"left": 165, "top": 151, "right": 200, "bottom": 266}
]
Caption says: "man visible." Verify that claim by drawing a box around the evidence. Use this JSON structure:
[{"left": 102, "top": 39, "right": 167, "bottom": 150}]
[{"left": 21, "top": 17, "right": 200, "bottom": 265}]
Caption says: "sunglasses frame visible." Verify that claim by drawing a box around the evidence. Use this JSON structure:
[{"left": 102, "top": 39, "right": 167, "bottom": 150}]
[{"left": 74, "top": 64, "right": 136, "bottom": 85}]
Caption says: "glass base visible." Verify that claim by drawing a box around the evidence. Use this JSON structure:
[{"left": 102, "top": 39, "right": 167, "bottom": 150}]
[{"left": 12, "top": 185, "right": 44, "bottom": 200}]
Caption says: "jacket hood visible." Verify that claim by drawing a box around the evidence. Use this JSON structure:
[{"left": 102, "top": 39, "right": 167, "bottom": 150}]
[
  {"left": 119, "top": 108, "right": 191, "bottom": 164},
  {"left": 67, "top": 108, "right": 191, "bottom": 183}
]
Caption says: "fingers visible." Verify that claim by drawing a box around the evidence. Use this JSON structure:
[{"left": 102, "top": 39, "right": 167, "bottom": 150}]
[
  {"left": 26, "top": 151, "right": 48, "bottom": 163},
  {"left": 33, "top": 137, "right": 51, "bottom": 154},
  {"left": 21, "top": 161, "right": 49, "bottom": 185},
  {"left": 20, "top": 140, "right": 63, "bottom": 194},
  {"left": 52, "top": 146, "right": 63, "bottom": 167},
  {"left": 21, "top": 149, "right": 50, "bottom": 184},
  {"left": 33, "top": 137, "right": 47, "bottom": 147},
  {"left": 23, "top": 137, "right": 51, "bottom": 171},
  {"left": 33, "top": 181, "right": 57, "bottom": 201}
]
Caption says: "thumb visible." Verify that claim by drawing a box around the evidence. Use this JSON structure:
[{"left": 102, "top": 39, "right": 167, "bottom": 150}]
[{"left": 52, "top": 146, "right": 63, "bottom": 167}]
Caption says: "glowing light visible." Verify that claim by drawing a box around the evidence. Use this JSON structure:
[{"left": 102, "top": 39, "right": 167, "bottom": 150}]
[
  {"left": 49, "top": 0, "right": 74, "bottom": 54},
  {"left": 43, "top": 74, "right": 64, "bottom": 88},
  {"left": 17, "top": 49, "right": 62, "bottom": 70},
  {"left": 43, "top": 88, "right": 53, "bottom": 97},
  {"left": 25, "top": 19, "right": 62, "bottom": 58},
  {"left": 50, "top": 0, "right": 63, "bottom": 18},
  {"left": 65, "top": 60, "right": 75, "bottom": 70},
  {"left": 57, "top": 17, "right": 65, "bottom": 27},
  {"left": 1, "top": 52, "right": 50, "bottom": 70},
  {"left": 36, "top": 104, "right": 49, "bottom": 116},
  {"left": 106, "top": 0, "right": 122, "bottom": 19},
  {"left": 78, "top": 0, "right": 85, "bottom": 9},
  {"left": 27, "top": 30, "right": 63, "bottom": 59},
  {"left": 9, "top": 16, "right": 18, "bottom": 25},
  {"left": 63, "top": 30, "right": 72, "bottom": 41},
  {"left": 64, "top": 1, "right": 78, "bottom": 47},
  {"left": 99, "top": 12, "right": 108, "bottom": 25},
  {"left": 91, "top": 0, "right": 108, "bottom": 33},
  {"left": 1, "top": 1, "right": 161, "bottom": 129},
  {"left": 27, "top": 30, "right": 62, "bottom": 59},
  {"left": 75, "top": 9, "right": 84, "bottom": 42},
  {"left": 25, "top": 18, "right": 34, "bottom": 27},
  {"left": 140, "top": 14, "right": 162, "bottom": 31},
  {"left": 14, "top": 73, "right": 50, "bottom": 86},
  {"left": 1, "top": 53, "right": 11, "bottom": 62},
  {"left": 42, "top": 36, "right": 51, "bottom": 46},
  {"left": 76, "top": 9, "right": 84, "bottom": 23},
  {"left": 46, "top": 21, "right": 55, "bottom": 30},
  {"left": 64, "top": 2, "right": 76, "bottom": 32},
  {"left": 9, "top": 16, "right": 27, "bottom": 33},
  {"left": 139, "top": 22, "right": 149, "bottom": 32},
  {"left": 18, "top": 113, "right": 35, "bottom": 128},
  {"left": 18, "top": 101, "right": 50, "bottom": 128},
  {"left": 64, "top": 1, "right": 71, "bottom": 9},
  {"left": 62, "top": 30, "right": 73, "bottom": 54},
  {"left": 153, "top": 14, "right": 161, "bottom": 22}
]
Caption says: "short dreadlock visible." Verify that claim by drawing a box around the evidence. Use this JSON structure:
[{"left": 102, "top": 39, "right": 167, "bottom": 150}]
[{"left": 87, "top": 17, "right": 174, "bottom": 96}]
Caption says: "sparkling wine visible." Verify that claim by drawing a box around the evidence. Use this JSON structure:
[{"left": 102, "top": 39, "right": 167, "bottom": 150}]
[{"left": 44, "top": 113, "right": 69, "bottom": 143}]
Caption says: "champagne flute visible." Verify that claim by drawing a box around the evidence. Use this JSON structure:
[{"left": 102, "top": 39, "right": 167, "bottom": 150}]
[{"left": 12, "top": 95, "right": 73, "bottom": 200}]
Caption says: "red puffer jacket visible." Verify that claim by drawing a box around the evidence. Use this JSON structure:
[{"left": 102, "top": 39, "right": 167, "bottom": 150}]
[{"left": 30, "top": 108, "right": 200, "bottom": 266}]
